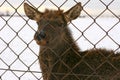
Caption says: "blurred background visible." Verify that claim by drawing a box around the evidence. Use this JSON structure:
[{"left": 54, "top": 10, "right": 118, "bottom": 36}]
[{"left": 0, "top": 0, "right": 120, "bottom": 17}]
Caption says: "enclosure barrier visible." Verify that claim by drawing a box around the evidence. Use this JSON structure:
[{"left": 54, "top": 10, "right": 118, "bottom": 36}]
[{"left": 0, "top": 0, "right": 120, "bottom": 80}]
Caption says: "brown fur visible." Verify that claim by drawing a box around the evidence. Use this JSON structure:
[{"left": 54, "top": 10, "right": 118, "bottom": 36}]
[{"left": 24, "top": 2, "right": 120, "bottom": 80}]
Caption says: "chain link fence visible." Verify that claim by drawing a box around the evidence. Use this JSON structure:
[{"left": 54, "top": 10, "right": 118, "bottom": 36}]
[{"left": 0, "top": 0, "right": 120, "bottom": 80}]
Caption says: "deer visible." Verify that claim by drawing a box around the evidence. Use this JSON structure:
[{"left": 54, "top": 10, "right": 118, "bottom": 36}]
[{"left": 24, "top": 2, "right": 120, "bottom": 80}]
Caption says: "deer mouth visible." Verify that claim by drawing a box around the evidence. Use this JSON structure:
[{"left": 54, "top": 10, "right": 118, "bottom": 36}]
[
  {"left": 34, "top": 34, "right": 48, "bottom": 46},
  {"left": 35, "top": 39, "right": 49, "bottom": 46},
  {"left": 34, "top": 30, "right": 57, "bottom": 47},
  {"left": 34, "top": 35, "right": 58, "bottom": 47},
  {"left": 34, "top": 31, "right": 50, "bottom": 46}
]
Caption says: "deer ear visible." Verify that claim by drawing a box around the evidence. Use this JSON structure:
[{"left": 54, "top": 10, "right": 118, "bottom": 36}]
[
  {"left": 24, "top": 3, "right": 43, "bottom": 21},
  {"left": 64, "top": 2, "right": 82, "bottom": 22}
]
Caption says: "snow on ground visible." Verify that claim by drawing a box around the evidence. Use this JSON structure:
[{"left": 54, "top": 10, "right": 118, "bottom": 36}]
[{"left": 0, "top": 16, "right": 120, "bottom": 80}]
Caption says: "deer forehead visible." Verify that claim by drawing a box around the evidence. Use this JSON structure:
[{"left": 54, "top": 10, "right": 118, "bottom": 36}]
[{"left": 39, "top": 10, "right": 64, "bottom": 20}]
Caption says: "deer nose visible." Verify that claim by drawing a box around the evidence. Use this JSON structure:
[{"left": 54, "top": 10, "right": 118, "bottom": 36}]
[{"left": 36, "top": 30, "right": 46, "bottom": 40}]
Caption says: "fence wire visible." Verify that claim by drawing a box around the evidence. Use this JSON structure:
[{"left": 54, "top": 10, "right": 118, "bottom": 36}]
[{"left": 0, "top": 0, "right": 120, "bottom": 80}]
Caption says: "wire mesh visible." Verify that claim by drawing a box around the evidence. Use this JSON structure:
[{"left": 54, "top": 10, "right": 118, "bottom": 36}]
[{"left": 0, "top": 0, "right": 120, "bottom": 80}]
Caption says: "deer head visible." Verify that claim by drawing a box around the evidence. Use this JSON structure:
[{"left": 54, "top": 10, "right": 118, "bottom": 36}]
[{"left": 24, "top": 3, "right": 82, "bottom": 48}]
